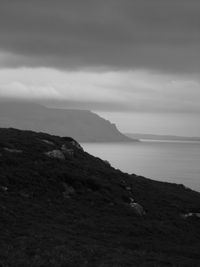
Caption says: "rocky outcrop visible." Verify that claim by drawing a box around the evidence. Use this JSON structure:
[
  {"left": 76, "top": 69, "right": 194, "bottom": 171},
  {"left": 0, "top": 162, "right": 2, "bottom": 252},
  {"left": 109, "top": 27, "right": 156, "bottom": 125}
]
[
  {"left": 181, "top": 212, "right": 200, "bottom": 219},
  {"left": 44, "top": 142, "right": 79, "bottom": 159},
  {"left": 42, "top": 139, "right": 55, "bottom": 146},
  {"left": 69, "top": 140, "right": 83, "bottom": 151},
  {"left": 129, "top": 198, "right": 146, "bottom": 216},
  {"left": 61, "top": 144, "right": 74, "bottom": 156},
  {"left": 4, "top": 148, "right": 23, "bottom": 153},
  {"left": 0, "top": 185, "right": 8, "bottom": 192},
  {"left": 104, "top": 160, "right": 111, "bottom": 166},
  {"left": 45, "top": 150, "right": 65, "bottom": 160}
]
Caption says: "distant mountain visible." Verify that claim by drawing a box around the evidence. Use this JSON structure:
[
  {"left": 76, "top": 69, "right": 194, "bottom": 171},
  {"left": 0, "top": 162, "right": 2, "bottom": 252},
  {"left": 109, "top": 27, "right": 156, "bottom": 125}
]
[
  {"left": 0, "top": 101, "right": 133, "bottom": 142},
  {"left": 126, "top": 133, "right": 200, "bottom": 142}
]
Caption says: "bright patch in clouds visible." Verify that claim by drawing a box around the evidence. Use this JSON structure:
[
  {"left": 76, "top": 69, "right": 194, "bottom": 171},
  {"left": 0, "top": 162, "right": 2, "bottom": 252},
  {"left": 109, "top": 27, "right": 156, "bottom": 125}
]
[
  {"left": 1, "top": 81, "right": 62, "bottom": 99},
  {"left": 0, "top": 68, "right": 200, "bottom": 114}
]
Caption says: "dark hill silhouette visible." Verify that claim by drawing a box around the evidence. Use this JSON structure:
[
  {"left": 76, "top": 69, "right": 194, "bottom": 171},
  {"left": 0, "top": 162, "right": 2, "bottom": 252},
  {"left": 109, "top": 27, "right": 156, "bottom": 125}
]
[
  {"left": 0, "top": 128, "right": 200, "bottom": 266},
  {"left": 0, "top": 101, "right": 133, "bottom": 142}
]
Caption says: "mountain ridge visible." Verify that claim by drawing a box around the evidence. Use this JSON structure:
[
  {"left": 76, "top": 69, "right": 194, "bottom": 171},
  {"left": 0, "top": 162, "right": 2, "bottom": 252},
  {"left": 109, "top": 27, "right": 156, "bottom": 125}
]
[{"left": 0, "top": 101, "right": 133, "bottom": 142}]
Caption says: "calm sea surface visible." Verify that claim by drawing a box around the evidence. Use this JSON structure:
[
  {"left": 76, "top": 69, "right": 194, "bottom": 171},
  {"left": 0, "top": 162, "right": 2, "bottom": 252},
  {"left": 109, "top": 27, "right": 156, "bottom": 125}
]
[{"left": 82, "top": 141, "right": 200, "bottom": 192}]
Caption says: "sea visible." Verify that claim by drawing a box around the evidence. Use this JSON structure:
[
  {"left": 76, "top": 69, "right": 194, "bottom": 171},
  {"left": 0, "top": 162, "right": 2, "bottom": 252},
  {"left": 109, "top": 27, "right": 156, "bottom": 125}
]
[{"left": 82, "top": 140, "right": 200, "bottom": 192}]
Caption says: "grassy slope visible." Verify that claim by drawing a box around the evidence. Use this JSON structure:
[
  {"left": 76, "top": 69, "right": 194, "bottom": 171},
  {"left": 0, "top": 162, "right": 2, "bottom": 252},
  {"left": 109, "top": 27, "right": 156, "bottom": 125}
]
[{"left": 0, "top": 128, "right": 200, "bottom": 267}]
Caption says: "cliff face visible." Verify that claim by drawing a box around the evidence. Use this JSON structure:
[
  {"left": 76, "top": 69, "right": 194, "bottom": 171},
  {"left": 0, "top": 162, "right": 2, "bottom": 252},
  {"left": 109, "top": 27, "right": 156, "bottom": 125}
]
[
  {"left": 0, "top": 128, "right": 200, "bottom": 266},
  {"left": 0, "top": 101, "right": 132, "bottom": 142}
]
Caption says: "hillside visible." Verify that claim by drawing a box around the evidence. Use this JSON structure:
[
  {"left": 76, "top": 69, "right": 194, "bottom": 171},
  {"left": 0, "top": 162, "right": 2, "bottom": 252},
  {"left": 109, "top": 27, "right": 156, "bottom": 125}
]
[
  {"left": 0, "top": 101, "right": 132, "bottom": 142},
  {"left": 0, "top": 128, "right": 200, "bottom": 266}
]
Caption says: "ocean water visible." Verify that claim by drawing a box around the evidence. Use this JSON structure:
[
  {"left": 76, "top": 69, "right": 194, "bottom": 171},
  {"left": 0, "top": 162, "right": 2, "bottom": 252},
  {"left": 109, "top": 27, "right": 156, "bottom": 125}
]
[{"left": 82, "top": 141, "right": 200, "bottom": 192}]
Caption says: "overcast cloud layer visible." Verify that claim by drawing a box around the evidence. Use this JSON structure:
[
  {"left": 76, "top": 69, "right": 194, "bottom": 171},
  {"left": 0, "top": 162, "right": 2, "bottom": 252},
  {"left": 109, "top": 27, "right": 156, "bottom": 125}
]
[
  {"left": 0, "top": 0, "right": 200, "bottom": 72},
  {"left": 0, "top": 1, "right": 200, "bottom": 135}
]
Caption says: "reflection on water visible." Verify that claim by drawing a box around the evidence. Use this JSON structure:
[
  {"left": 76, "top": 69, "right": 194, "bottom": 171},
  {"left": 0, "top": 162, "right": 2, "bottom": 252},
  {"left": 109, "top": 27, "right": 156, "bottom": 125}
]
[{"left": 82, "top": 141, "right": 200, "bottom": 192}]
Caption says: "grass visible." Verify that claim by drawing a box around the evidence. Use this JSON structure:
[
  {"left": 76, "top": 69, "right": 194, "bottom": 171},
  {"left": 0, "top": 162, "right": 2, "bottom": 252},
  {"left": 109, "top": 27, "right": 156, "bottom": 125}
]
[{"left": 0, "top": 128, "right": 200, "bottom": 266}]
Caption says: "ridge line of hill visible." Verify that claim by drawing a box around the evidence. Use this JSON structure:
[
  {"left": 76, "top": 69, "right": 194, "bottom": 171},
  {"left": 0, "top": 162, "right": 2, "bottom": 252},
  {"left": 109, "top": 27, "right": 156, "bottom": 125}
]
[{"left": 0, "top": 101, "right": 135, "bottom": 142}]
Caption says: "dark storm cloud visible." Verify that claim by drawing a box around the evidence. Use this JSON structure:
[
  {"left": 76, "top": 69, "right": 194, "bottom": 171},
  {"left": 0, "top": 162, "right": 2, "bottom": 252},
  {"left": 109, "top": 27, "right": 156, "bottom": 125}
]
[{"left": 0, "top": 0, "right": 200, "bottom": 72}]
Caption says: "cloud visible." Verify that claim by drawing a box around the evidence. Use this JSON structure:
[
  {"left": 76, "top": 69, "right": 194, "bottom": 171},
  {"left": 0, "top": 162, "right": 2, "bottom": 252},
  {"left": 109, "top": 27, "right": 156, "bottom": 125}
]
[
  {"left": 0, "top": 81, "right": 62, "bottom": 99},
  {"left": 0, "top": 0, "right": 199, "bottom": 73},
  {"left": 0, "top": 68, "right": 200, "bottom": 113}
]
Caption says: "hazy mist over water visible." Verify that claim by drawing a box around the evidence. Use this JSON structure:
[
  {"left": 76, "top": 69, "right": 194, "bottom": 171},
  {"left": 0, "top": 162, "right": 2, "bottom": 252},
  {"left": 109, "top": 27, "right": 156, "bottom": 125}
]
[{"left": 82, "top": 141, "right": 200, "bottom": 192}]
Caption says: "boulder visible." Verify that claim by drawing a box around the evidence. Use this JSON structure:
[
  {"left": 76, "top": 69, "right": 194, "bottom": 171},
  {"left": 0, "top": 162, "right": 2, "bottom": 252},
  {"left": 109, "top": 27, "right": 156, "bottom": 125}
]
[
  {"left": 70, "top": 140, "right": 83, "bottom": 151},
  {"left": 45, "top": 150, "right": 65, "bottom": 160},
  {"left": 61, "top": 144, "right": 74, "bottom": 156},
  {"left": 129, "top": 198, "right": 146, "bottom": 216},
  {"left": 0, "top": 186, "right": 8, "bottom": 192},
  {"left": 42, "top": 139, "right": 55, "bottom": 146},
  {"left": 4, "top": 148, "right": 23, "bottom": 153},
  {"left": 125, "top": 186, "right": 132, "bottom": 191},
  {"left": 104, "top": 160, "right": 111, "bottom": 166}
]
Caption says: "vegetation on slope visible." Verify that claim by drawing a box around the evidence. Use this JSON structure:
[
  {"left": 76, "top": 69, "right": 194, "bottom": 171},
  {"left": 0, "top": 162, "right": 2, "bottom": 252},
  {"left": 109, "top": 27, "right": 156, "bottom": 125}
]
[{"left": 0, "top": 128, "right": 200, "bottom": 266}]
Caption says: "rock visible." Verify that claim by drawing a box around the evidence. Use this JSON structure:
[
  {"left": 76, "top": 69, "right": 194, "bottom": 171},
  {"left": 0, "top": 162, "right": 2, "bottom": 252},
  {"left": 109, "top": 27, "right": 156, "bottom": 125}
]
[
  {"left": 181, "top": 212, "right": 200, "bottom": 219},
  {"left": 4, "top": 148, "right": 23, "bottom": 153},
  {"left": 125, "top": 186, "right": 132, "bottom": 191},
  {"left": 42, "top": 139, "right": 55, "bottom": 146},
  {"left": 104, "top": 160, "right": 111, "bottom": 166},
  {"left": 45, "top": 150, "right": 65, "bottom": 160},
  {"left": 70, "top": 140, "right": 83, "bottom": 151},
  {"left": 61, "top": 144, "right": 74, "bottom": 156},
  {"left": 0, "top": 186, "right": 8, "bottom": 192},
  {"left": 129, "top": 198, "right": 146, "bottom": 216}
]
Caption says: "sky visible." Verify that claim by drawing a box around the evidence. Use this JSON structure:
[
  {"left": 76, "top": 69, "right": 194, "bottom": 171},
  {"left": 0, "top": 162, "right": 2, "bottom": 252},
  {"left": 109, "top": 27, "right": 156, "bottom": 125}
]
[{"left": 0, "top": 0, "right": 200, "bottom": 136}]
